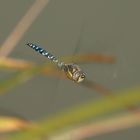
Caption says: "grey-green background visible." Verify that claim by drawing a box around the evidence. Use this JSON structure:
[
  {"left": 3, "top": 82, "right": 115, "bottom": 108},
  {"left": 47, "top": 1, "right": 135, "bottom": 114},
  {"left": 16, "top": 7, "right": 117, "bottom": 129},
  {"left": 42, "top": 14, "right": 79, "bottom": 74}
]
[{"left": 0, "top": 0, "right": 140, "bottom": 139}]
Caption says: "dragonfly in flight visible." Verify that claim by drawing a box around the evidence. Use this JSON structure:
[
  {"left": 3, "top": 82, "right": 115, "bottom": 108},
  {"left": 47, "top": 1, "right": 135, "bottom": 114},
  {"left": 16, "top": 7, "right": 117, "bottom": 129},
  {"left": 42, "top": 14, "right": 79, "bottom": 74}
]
[
  {"left": 26, "top": 43, "right": 115, "bottom": 95},
  {"left": 27, "top": 43, "right": 86, "bottom": 83}
]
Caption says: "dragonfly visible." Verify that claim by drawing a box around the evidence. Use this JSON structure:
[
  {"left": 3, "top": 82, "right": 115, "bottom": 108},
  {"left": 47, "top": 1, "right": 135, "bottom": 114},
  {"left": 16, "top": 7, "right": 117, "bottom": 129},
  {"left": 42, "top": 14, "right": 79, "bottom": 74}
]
[
  {"left": 27, "top": 43, "right": 86, "bottom": 83},
  {"left": 26, "top": 43, "right": 115, "bottom": 95}
]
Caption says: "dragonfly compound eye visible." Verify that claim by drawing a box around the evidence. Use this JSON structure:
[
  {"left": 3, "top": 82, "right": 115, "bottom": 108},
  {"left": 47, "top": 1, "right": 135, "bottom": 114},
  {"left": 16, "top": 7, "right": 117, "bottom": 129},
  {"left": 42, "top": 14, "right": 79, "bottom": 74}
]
[{"left": 73, "top": 71, "right": 86, "bottom": 83}]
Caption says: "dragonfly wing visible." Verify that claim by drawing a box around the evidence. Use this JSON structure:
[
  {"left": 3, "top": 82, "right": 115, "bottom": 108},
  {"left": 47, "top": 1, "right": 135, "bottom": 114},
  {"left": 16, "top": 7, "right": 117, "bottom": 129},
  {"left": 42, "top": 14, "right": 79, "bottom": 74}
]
[{"left": 80, "top": 79, "right": 112, "bottom": 96}]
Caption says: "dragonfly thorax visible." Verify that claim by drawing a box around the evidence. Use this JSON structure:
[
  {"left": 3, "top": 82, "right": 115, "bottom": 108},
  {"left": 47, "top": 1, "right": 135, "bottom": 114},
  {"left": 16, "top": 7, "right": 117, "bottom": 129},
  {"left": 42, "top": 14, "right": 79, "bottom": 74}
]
[{"left": 63, "top": 63, "right": 85, "bottom": 83}]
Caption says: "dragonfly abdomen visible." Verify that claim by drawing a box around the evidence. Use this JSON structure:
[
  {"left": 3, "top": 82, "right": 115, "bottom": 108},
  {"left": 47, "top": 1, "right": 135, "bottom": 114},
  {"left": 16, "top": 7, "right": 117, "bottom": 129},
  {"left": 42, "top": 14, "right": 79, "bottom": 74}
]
[{"left": 27, "top": 43, "right": 58, "bottom": 62}]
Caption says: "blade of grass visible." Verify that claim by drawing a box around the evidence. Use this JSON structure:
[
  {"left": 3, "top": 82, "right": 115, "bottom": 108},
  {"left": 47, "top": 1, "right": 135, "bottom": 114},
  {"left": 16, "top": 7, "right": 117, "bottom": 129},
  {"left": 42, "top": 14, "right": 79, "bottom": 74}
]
[
  {"left": 0, "top": 53, "right": 115, "bottom": 69},
  {"left": 49, "top": 109, "right": 140, "bottom": 140},
  {"left": 0, "top": 64, "right": 52, "bottom": 94},
  {"left": 0, "top": 58, "right": 34, "bottom": 69},
  {"left": 0, "top": 116, "right": 30, "bottom": 133},
  {"left": 0, "top": 71, "right": 32, "bottom": 93}
]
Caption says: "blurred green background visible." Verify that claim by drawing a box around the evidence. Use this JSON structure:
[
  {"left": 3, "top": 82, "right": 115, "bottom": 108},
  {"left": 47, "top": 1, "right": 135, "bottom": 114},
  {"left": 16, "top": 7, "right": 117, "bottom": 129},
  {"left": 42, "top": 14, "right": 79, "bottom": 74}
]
[{"left": 0, "top": 0, "right": 140, "bottom": 139}]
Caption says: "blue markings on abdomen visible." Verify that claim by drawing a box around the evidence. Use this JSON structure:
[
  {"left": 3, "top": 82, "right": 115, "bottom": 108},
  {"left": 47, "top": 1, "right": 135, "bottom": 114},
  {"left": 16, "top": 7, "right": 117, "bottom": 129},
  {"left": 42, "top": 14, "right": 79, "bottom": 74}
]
[{"left": 26, "top": 43, "right": 58, "bottom": 63}]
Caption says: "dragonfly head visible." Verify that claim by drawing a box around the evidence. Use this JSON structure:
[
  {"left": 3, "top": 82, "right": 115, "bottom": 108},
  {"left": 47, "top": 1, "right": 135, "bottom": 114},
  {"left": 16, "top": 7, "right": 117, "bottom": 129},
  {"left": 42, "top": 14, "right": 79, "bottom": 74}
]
[{"left": 73, "top": 70, "right": 86, "bottom": 83}]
